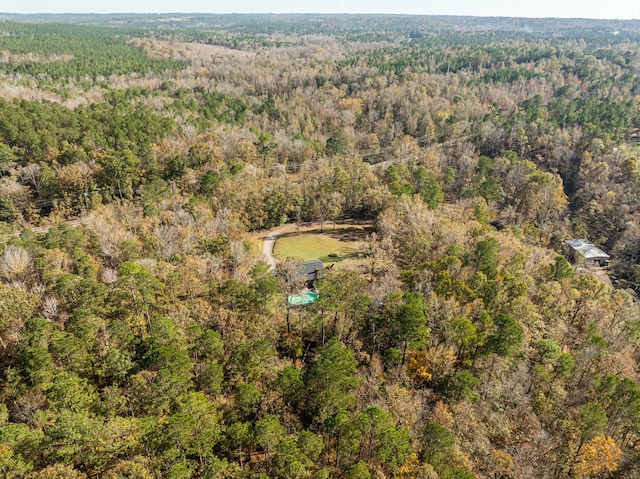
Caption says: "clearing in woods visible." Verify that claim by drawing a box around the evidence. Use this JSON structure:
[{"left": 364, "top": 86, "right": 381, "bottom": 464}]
[{"left": 271, "top": 224, "right": 373, "bottom": 263}]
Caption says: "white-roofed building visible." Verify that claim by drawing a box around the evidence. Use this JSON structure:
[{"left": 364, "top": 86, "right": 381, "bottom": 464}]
[{"left": 565, "top": 239, "right": 610, "bottom": 267}]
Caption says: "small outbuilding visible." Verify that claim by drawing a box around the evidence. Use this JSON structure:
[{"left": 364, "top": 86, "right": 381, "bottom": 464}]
[
  {"left": 565, "top": 239, "right": 610, "bottom": 268},
  {"left": 303, "top": 259, "right": 324, "bottom": 284}
]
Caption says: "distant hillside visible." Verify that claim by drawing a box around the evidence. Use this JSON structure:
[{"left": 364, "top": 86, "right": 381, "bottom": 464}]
[{"left": 0, "top": 12, "right": 638, "bottom": 38}]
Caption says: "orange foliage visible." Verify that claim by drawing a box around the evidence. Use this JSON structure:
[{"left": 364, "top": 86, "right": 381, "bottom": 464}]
[
  {"left": 429, "top": 401, "right": 454, "bottom": 429},
  {"left": 574, "top": 436, "right": 622, "bottom": 478},
  {"left": 407, "top": 346, "right": 456, "bottom": 386},
  {"left": 397, "top": 453, "right": 420, "bottom": 478}
]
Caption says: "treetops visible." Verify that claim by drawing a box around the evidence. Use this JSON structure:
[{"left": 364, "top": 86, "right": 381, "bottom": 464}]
[{"left": 0, "top": 15, "right": 640, "bottom": 479}]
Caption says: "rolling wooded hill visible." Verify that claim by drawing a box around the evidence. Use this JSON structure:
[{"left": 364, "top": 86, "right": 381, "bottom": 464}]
[{"left": 0, "top": 14, "right": 639, "bottom": 479}]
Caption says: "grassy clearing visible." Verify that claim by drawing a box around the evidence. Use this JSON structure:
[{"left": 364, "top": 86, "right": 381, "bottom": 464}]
[
  {"left": 273, "top": 224, "right": 372, "bottom": 263},
  {"left": 247, "top": 237, "right": 263, "bottom": 255}
]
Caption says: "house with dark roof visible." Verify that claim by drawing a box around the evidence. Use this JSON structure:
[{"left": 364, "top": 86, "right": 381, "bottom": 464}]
[
  {"left": 279, "top": 259, "right": 324, "bottom": 289},
  {"left": 302, "top": 259, "right": 323, "bottom": 285}
]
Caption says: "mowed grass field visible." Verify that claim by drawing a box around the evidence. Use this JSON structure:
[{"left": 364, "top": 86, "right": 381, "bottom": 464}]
[{"left": 273, "top": 224, "right": 372, "bottom": 263}]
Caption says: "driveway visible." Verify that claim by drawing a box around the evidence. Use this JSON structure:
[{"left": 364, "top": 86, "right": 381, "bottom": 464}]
[{"left": 262, "top": 224, "right": 294, "bottom": 271}]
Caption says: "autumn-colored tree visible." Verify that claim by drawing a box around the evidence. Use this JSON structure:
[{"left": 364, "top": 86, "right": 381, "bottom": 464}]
[
  {"left": 573, "top": 436, "right": 622, "bottom": 479},
  {"left": 407, "top": 346, "right": 457, "bottom": 387}
]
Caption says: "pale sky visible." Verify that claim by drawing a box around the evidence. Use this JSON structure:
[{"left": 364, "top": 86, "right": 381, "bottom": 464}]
[{"left": 1, "top": 0, "right": 639, "bottom": 19}]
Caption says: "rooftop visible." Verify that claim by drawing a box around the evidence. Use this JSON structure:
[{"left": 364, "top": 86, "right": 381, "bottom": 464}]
[
  {"left": 565, "top": 239, "right": 610, "bottom": 260},
  {"left": 303, "top": 259, "right": 323, "bottom": 282}
]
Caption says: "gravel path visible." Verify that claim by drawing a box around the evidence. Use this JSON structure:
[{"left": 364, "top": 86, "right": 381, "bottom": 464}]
[{"left": 262, "top": 224, "right": 295, "bottom": 271}]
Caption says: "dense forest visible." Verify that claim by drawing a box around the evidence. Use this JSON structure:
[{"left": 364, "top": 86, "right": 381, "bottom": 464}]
[{"left": 0, "top": 14, "right": 640, "bottom": 479}]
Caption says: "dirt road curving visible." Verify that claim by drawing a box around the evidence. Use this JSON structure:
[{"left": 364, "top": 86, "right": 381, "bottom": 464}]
[{"left": 261, "top": 224, "right": 295, "bottom": 271}]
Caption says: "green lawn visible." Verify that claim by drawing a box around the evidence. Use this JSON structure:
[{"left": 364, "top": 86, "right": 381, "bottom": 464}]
[{"left": 273, "top": 225, "right": 370, "bottom": 263}]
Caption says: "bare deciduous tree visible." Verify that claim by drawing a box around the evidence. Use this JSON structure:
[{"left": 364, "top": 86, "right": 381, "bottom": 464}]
[{"left": 0, "top": 245, "right": 33, "bottom": 281}]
